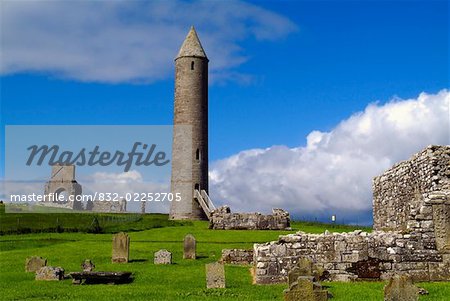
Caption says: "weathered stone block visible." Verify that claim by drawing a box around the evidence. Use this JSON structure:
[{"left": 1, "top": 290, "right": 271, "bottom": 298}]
[
  {"left": 25, "top": 256, "right": 47, "bottom": 272},
  {"left": 81, "top": 259, "right": 95, "bottom": 272},
  {"left": 384, "top": 274, "right": 419, "bottom": 301},
  {"left": 112, "top": 232, "right": 130, "bottom": 263},
  {"left": 206, "top": 262, "right": 225, "bottom": 288},
  {"left": 154, "top": 249, "right": 172, "bottom": 265},
  {"left": 220, "top": 249, "right": 254, "bottom": 265},
  {"left": 284, "top": 275, "right": 329, "bottom": 301},
  {"left": 35, "top": 266, "right": 64, "bottom": 281},
  {"left": 284, "top": 277, "right": 315, "bottom": 301},
  {"left": 183, "top": 234, "right": 196, "bottom": 259}
]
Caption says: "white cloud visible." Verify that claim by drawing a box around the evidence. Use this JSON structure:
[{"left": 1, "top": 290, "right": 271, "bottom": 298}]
[
  {"left": 0, "top": 0, "right": 297, "bottom": 83},
  {"left": 81, "top": 170, "right": 169, "bottom": 213},
  {"left": 89, "top": 170, "right": 143, "bottom": 184},
  {"left": 209, "top": 90, "right": 450, "bottom": 224}
]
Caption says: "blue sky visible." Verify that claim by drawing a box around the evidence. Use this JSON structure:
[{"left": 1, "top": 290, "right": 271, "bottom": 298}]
[{"left": 1, "top": 0, "right": 448, "bottom": 222}]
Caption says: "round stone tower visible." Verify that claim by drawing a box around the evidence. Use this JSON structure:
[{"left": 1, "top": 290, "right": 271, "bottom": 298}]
[{"left": 169, "top": 27, "right": 209, "bottom": 220}]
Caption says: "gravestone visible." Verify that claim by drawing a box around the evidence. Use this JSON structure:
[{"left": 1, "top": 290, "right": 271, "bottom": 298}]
[
  {"left": 154, "top": 249, "right": 172, "bottom": 265},
  {"left": 183, "top": 234, "right": 196, "bottom": 259},
  {"left": 297, "top": 257, "right": 314, "bottom": 276},
  {"left": 285, "top": 277, "right": 315, "bottom": 301},
  {"left": 35, "top": 266, "right": 64, "bottom": 281},
  {"left": 81, "top": 259, "right": 95, "bottom": 272},
  {"left": 288, "top": 257, "right": 313, "bottom": 286},
  {"left": 112, "top": 232, "right": 130, "bottom": 263},
  {"left": 284, "top": 258, "right": 328, "bottom": 301},
  {"left": 25, "top": 256, "right": 47, "bottom": 272},
  {"left": 206, "top": 262, "right": 225, "bottom": 289},
  {"left": 384, "top": 274, "right": 419, "bottom": 301}
]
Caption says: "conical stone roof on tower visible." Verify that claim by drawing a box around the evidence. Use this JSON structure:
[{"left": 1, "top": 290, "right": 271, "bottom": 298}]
[{"left": 176, "top": 26, "right": 208, "bottom": 60}]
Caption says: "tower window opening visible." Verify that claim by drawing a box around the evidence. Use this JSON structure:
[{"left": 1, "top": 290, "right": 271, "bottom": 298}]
[
  {"left": 191, "top": 61, "right": 195, "bottom": 70},
  {"left": 196, "top": 148, "right": 200, "bottom": 161},
  {"left": 194, "top": 183, "right": 200, "bottom": 191}
]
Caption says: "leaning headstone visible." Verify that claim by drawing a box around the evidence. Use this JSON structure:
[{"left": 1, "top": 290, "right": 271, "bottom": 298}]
[
  {"left": 81, "top": 259, "right": 95, "bottom": 272},
  {"left": 288, "top": 257, "right": 314, "bottom": 286},
  {"left": 284, "top": 276, "right": 328, "bottom": 301},
  {"left": 297, "top": 257, "right": 313, "bottom": 275},
  {"left": 25, "top": 256, "right": 47, "bottom": 272},
  {"left": 206, "top": 262, "right": 225, "bottom": 289},
  {"left": 112, "top": 232, "right": 130, "bottom": 263},
  {"left": 183, "top": 234, "right": 196, "bottom": 259},
  {"left": 154, "top": 249, "right": 172, "bottom": 265},
  {"left": 384, "top": 274, "right": 419, "bottom": 301},
  {"left": 284, "top": 258, "right": 329, "bottom": 301},
  {"left": 35, "top": 266, "right": 64, "bottom": 281},
  {"left": 285, "top": 276, "right": 316, "bottom": 301}
]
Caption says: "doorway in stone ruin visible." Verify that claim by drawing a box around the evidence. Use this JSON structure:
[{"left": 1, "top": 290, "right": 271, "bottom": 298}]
[{"left": 55, "top": 188, "right": 69, "bottom": 204}]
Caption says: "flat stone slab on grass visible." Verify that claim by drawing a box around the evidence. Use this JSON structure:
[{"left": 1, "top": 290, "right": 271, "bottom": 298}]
[
  {"left": 25, "top": 256, "right": 47, "bottom": 272},
  {"left": 69, "top": 271, "right": 133, "bottom": 285},
  {"left": 35, "top": 266, "right": 64, "bottom": 281}
]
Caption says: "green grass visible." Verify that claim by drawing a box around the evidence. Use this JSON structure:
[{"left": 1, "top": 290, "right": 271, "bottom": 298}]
[
  {"left": 0, "top": 213, "right": 191, "bottom": 235},
  {"left": 0, "top": 216, "right": 448, "bottom": 300}
]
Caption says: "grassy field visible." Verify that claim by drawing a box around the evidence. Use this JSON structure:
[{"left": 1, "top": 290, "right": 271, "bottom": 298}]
[{"left": 0, "top": 215, "right": 448, "bottom": 300}]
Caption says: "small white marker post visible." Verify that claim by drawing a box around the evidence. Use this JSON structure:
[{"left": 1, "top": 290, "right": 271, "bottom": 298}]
[{"left": 331, "top": 214, "right": 336, "bottom": 226}]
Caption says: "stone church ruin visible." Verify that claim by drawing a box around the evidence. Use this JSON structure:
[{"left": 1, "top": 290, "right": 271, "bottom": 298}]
[
  {"left": 254, "top": 145, "right": 450, "bottom": 283},
  {"left": 43, "top": 164, "right": 83, "bottom": 210},
  {"left": 42, "top": 164, "right": 126, "bottom": 213}
]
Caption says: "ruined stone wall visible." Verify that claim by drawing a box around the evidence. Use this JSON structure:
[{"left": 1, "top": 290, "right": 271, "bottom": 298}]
[
  {"left": 44, "top": 164, "right": 83, "bottom": 210},
  {"left": 254, "top": 221, "right": 449, "bottom": 284},
  {"left": 220, "top": 249, "right": 254, "bottom": 265},
  {"left": 209, "top": 207, "right": 290, "bottom": 230},
  {"left": 373, "top": 145, "right": 450, "bottom": 231},
  {"left": 254, "top": 146, "right": 450, "bottom": 284},
  {"left": 86, "top": 199, "right": 127, "bottom": 213}
]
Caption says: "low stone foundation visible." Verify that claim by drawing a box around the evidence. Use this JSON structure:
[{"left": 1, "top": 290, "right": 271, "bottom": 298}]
[
  {"left": 209, "top": 207, "right": 290, "bottom": 230},
  {"left": 86, "top": 199, "right": 127, "bottom": 213},
  {"left": 254, "top": 226, "right": 449, "bottom": 284},
  {"left": 220, "top": 249, "right": 254, "bottom": 265}
]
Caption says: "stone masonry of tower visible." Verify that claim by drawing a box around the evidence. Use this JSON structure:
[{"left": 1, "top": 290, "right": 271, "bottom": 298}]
[{"left": 169, "top": 27, "right": 209, "bottom": 220}]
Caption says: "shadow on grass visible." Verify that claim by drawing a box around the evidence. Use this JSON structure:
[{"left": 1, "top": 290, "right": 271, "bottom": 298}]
[{"left": 129, "top": 259, "right": 147, "bottom": 263}]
